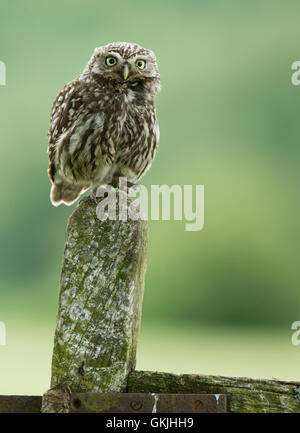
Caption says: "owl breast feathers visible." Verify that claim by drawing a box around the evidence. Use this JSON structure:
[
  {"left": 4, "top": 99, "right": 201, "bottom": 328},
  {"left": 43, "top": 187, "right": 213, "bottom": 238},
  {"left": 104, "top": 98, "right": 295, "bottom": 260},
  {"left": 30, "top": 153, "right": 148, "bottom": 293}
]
[{"left": 47, "top": 41, "right": 161, "bottom": 206}]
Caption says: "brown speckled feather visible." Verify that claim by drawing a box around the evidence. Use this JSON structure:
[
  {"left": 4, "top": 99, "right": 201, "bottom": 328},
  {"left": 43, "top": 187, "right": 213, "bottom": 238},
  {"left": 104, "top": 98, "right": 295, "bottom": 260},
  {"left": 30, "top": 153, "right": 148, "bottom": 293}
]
[{"left": 47, "top": 42, "right": 161, "bottom": 206}]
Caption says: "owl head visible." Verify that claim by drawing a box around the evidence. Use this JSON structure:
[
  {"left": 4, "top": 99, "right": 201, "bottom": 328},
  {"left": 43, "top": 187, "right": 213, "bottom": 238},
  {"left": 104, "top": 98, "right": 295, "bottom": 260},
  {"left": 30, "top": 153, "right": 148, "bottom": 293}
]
[{"left": 83, "top": 42, "right": 161, "bottom": 94}]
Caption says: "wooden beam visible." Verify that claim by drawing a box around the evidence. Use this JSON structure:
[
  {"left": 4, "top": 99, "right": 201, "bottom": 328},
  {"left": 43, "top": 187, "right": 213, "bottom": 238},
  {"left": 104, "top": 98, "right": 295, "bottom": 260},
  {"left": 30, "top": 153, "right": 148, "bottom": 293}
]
[{"left": 128, "top": 370, "right": 300, "bottom": 413}]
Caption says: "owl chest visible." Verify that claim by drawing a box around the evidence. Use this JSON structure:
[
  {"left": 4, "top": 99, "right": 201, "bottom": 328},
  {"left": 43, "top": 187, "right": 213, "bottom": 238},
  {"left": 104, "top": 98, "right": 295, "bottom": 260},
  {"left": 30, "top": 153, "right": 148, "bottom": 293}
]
[
  {"left": 103, "top": 91, "right": 150, "bottom": 146},
  {"left": 125, "top": 95, "right": 152, "bottom": 139}
]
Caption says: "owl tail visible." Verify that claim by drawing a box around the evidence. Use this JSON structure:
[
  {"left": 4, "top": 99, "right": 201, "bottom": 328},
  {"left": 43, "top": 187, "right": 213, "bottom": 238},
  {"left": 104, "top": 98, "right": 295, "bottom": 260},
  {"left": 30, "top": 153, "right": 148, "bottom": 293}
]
[{"left": 50, "top": 182, "right": 89, "bottom": 207}]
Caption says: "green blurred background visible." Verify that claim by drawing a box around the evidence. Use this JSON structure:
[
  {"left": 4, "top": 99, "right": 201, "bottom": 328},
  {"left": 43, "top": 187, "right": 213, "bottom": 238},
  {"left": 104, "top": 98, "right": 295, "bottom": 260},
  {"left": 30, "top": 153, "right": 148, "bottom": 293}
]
[{"left": 1, "top": 0, "right": 300, "bottom": 395}]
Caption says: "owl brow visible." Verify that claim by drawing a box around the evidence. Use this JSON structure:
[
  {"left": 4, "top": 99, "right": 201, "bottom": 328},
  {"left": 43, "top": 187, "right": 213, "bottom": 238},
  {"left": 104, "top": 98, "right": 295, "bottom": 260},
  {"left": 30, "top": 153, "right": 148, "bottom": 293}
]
[
  {"left": 132, "top": 54, "right": 148, "bottom": 59},
  {"left": 107, "top": 50, "right": 121, "bottom": 55}
]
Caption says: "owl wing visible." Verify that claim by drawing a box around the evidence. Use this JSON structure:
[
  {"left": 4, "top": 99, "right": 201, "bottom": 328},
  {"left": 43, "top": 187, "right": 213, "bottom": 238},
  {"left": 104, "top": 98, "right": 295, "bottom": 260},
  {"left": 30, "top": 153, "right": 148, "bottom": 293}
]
[{"left": 47, "top": 79, "right": 86, "bottom": 182}]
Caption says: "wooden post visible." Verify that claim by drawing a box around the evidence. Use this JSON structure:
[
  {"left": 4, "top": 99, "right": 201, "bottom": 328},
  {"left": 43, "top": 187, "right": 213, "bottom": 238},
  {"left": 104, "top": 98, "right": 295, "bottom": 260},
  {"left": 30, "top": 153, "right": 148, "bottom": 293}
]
[{"left": 46, "top": 195, "right": 148, "bottom": 395}]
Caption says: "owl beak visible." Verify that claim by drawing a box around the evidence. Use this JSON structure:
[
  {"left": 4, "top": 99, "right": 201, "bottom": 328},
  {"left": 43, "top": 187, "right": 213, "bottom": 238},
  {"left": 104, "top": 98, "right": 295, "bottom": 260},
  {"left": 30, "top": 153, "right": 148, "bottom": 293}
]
[{"left": 123, "top": 63, "right": 130, "bottom": 80}]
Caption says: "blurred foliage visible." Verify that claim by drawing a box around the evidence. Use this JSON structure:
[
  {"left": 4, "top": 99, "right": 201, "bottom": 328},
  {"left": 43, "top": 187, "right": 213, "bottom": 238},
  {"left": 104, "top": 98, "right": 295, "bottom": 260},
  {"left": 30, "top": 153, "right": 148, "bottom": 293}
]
[{"left": 1, "top": 0, "right": 300, "bottom": 332}]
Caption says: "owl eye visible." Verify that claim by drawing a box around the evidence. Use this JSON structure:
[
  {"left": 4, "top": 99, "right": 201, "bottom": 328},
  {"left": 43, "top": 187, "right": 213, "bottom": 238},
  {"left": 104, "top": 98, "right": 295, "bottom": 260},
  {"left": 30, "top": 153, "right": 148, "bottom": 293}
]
[
  {"left": 136, "top": 59, "right": 146, "bottom": 69},
  {"left": 105, "top": 56, "right": 117, "bottom": 66}
]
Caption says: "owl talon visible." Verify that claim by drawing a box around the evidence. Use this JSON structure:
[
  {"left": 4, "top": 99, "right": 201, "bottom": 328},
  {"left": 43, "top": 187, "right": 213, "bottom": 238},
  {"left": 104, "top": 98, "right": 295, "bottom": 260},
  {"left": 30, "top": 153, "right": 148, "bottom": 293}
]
[
  {"left": 111, "top": 176, "right": 137, "bottom": 193},
  {"left": 127, "top": 182, "right": 138, "bottom": 191},
  {"left": 90, "top": 192, "right": 98, "bottom": 205}
]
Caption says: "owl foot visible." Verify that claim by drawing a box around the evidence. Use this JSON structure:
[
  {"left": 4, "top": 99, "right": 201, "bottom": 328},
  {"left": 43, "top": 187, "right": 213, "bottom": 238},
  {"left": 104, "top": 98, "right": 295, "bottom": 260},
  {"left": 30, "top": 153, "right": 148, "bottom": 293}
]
[
  {"left": 90, "top": 192, "right": 98, "bottom": 205},
  {"left": 90, "top": 185, "right": 110, "bottom": 204},
  {"left": 111, "top": 176, "right": 137, "bottom": 193},
  {"left": 127, "top": 181, "right": 137, "bottom": 189}
]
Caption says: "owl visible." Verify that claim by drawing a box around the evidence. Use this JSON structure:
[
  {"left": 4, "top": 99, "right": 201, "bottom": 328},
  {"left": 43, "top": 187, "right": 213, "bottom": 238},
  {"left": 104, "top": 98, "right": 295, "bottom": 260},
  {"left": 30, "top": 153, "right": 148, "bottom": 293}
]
[{"left": 47, "top": 42, "right": 161, "bottom": 206}]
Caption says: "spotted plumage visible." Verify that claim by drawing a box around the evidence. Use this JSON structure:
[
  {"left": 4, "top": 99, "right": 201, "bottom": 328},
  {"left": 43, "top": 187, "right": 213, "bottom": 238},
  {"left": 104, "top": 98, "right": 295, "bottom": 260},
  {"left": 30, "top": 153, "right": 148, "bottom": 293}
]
[{"left": 47, "top": 42, "right": 161, "bottom": 206}]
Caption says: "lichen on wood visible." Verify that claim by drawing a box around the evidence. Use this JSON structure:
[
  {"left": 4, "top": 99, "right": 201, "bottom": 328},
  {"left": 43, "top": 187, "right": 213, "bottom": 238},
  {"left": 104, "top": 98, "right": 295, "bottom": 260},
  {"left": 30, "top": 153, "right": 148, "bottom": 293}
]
[
  {"left": 49, "top": 195, "right": 148, "bottom": 393},
  {"left": 128, "top": 371, "right": 300, "bottom": 413}
]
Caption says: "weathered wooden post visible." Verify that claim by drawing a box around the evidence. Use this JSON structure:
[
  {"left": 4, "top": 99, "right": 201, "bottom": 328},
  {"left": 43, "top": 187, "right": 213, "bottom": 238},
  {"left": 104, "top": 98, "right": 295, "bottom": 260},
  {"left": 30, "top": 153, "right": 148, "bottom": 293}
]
[{"left": 42, "top": 194, "right": 148, "bottom": 412}]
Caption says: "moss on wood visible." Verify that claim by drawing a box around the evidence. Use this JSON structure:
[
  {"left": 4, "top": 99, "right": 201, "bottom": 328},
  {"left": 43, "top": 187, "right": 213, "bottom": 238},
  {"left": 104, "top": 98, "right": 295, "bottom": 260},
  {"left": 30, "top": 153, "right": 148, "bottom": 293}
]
[
  {"left": 50, "top": 196, "right": 148, "bottom": 393},
  {"left": 128, "top": 371, "right": 300, "bottom": 413}
]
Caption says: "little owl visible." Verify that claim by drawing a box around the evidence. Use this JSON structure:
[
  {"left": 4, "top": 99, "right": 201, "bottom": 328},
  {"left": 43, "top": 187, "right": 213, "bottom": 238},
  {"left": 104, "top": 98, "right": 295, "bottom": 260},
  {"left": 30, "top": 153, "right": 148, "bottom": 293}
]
[{"left": 47, "top": 42, "right": 161, "bottom": 206}]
